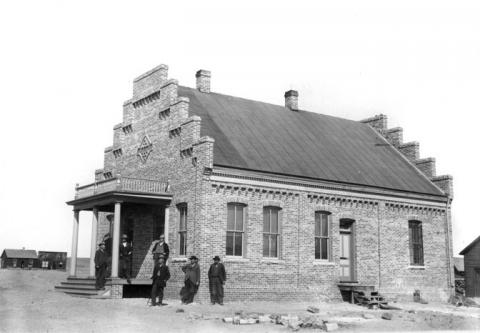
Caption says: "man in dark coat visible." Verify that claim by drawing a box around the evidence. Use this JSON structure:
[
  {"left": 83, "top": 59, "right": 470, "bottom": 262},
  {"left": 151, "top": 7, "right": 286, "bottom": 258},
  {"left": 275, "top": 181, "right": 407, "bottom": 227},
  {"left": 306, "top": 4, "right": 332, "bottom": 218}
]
[
  {"left": 208, "top": 256, "right": 226, "bottom": 305},
  {"left": 150, "top": 255, "right": 170, "bottom": 306},
  {"left": 119, "top": 234, "right": 133, "bottom": 283},
  {"left": 94, "top": 242, "right": 108, "bottom": 290},
  {"left": 181, "top": 255, "right": 200, "bottom": 304},
  {"left": 152, "top": 234, "right": 169, "bottom": 264}
]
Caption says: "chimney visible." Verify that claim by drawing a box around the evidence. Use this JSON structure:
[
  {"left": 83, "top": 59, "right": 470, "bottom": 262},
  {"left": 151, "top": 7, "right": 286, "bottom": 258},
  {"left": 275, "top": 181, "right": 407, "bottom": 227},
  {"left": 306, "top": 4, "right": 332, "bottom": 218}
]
[
  {"left": 284, "top": 90, "right": 299, "bottom": 111},
  {"left": 196, "top": 70, "right": 211, "bottom": 93}
]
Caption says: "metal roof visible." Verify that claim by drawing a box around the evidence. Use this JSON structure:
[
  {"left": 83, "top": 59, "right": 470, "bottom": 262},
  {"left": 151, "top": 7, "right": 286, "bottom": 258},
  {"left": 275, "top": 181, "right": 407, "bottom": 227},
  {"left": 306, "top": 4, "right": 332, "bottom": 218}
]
[
  {"left": 2, "top": 249, "right": 38, "bottom": 259},
  {"left": 460, "top": 235, "right": 480, "bottom": 255},
  {"left": 179, "top": 86, "right": 445, "bottom": 196}
]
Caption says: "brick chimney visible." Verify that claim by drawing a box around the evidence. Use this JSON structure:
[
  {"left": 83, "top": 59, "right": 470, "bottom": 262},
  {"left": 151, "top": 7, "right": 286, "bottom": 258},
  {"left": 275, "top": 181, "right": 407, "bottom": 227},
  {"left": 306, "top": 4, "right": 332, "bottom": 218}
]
[
  {"left": 196, "top": 70, "right": 211, "bottom": 93},
  {"left": 284, "top": 90, "right": 299, "bottom": 111}
]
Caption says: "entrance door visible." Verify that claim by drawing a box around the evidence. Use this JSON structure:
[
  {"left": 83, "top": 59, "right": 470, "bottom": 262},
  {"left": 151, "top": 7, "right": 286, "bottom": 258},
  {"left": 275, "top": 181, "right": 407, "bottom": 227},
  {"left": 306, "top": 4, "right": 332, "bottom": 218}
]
[{"left": 339, "top": 219, "right": 354, "bottom": 281}]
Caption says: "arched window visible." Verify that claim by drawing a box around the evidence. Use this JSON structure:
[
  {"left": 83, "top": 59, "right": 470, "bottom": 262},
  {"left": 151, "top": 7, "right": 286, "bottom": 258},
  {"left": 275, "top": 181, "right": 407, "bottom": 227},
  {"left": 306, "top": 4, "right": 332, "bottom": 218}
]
[
  {"left": 315, "top": 211, "right": 331, "bottom": 260},
  {"left": 226, "top": 203, "right": 246, "bottom": 256},
  {"left": 263, "top": 206, "right": 281, "bottom": 258},
  {"left": 409, "top": 220, "right": 424, "bottom": 265}
]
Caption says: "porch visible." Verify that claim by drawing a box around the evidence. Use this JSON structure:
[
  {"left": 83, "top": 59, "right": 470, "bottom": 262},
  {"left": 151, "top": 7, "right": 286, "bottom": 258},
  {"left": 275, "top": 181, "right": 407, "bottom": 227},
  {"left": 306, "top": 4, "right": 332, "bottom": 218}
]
[{"left": 65, "top": 176, "right": 172, "bottom": 283}]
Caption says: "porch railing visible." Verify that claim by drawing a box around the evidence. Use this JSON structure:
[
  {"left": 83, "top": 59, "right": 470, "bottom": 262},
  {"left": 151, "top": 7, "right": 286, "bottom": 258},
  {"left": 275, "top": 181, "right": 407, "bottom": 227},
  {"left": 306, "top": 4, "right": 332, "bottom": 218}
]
[{"left": 75, "top": 177, "right": 169, "bottom": 199}]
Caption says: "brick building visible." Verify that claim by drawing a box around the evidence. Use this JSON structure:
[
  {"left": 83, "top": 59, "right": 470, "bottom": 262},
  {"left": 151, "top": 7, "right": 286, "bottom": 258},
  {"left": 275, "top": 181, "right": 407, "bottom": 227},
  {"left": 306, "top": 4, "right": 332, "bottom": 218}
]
[{"left": 65, "top": 64, "right": 454, "bottom": 301}]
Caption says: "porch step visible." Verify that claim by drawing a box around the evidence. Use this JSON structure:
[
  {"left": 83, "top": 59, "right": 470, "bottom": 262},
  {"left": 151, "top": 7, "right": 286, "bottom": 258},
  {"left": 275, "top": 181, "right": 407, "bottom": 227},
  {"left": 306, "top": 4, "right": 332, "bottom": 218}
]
[{"left": 55, "top": 277, "right": 110, "bottom": 298}]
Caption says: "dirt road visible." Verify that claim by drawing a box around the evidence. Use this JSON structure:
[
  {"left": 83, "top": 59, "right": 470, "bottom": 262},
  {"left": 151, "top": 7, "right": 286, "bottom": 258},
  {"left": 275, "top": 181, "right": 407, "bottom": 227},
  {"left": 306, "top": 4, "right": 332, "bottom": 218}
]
[{"left": 1, "top": 270, "right": 479, "bottom": 332}]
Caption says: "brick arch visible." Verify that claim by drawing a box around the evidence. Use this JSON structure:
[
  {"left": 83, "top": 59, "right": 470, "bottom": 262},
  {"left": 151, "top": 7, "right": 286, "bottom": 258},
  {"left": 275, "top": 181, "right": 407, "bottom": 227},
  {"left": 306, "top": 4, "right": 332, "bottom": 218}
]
[
  {"left": 225, "top": 197, "right": 249, "bottom": 206},
  {"left": 261, "top": 200, "right": 284, "bottom": 208}
]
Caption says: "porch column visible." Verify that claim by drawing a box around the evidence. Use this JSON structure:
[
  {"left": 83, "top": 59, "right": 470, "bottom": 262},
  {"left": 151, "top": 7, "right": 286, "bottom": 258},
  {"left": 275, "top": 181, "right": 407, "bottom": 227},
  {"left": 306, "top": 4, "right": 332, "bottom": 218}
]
[
  {"left": 111, "top": 201, "right": 121, "bottom": 278},
  {"left": 89, "top": 207, "right": 99, "bottom": 277},
  {"left": 164, "top": 205, "right": 170, "bottom": 243},
  {"left": 69, "top": 210, "right": 80, "bottom": 276}
]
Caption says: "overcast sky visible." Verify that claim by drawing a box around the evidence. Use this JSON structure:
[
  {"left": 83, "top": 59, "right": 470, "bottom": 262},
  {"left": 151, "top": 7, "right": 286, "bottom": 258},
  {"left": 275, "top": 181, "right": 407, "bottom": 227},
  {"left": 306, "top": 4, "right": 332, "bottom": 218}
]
[{"left": 1, "top": 0, "right": 479, "bottom": 258}]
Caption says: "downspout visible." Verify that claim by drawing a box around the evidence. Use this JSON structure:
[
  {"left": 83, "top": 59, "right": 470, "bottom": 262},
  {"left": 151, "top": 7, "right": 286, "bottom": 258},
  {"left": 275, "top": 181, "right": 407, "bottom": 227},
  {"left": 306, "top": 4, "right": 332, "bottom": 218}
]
[
  {"left": 297, "top": 194, "right": 301, "bottom": 288},
  {"left": 377, "top": 202, "right": 382, "bottom": 291},
  {"left": 444, "top": 195, "right": 453, "bottom": 296}
]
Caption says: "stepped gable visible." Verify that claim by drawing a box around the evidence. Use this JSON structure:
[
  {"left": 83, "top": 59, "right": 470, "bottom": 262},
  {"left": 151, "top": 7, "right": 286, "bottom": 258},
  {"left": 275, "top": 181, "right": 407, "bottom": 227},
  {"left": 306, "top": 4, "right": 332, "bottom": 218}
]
[{"left": 178, "top": 86, "right": 444, "bottom": 197}]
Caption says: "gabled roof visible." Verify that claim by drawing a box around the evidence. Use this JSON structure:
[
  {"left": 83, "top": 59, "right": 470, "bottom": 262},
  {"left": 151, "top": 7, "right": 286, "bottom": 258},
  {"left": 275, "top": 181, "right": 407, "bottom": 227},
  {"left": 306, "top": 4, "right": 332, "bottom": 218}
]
[
  {"left": 2, "top": 249, "right": 38, "bottom": 259},
  {"left": 460, "top": 236, "right": 480, "bottom": 255},
  {"left": 179, "top": 86, "right": 445, "bottom": 197}
]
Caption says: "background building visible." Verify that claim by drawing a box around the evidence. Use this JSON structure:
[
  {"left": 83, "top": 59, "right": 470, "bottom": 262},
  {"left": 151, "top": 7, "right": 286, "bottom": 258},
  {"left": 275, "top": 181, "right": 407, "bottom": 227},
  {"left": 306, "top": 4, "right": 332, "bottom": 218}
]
[{"left": 1, "top": 249, "right": 38, "bottom": 269}]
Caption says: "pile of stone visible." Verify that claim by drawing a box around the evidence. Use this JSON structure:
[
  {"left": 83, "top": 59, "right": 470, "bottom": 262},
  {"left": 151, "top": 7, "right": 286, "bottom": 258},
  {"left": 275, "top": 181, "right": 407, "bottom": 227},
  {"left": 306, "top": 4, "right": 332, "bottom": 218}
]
[{"left": 222, "top": 310, "right": 339, "bottom": 331}]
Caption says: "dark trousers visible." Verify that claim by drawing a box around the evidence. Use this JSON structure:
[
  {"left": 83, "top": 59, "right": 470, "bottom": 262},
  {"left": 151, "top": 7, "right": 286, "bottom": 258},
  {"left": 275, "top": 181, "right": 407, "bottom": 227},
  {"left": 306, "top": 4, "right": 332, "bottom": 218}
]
[
  {"left": 151, "top": 281, "right": 164, "bottom": 305},
  {"left": 95, "top": 265, "right": 107, "bottom": 289},
  {"left": 181, "top": 280, "right": 197, "bottom": 304},
  {"left": 209, "top": 277, "right": 224, "bottom": 304},
  {"left": 119, "top": 258, "right": 131, "bottom": 279}
]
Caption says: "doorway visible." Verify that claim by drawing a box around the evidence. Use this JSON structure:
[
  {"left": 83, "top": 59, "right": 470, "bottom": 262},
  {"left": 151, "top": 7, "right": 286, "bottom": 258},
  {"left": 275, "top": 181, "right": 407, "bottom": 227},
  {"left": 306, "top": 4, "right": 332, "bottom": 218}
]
[{"left": 339, "top": 219, "right": 355, "bottom": 282}]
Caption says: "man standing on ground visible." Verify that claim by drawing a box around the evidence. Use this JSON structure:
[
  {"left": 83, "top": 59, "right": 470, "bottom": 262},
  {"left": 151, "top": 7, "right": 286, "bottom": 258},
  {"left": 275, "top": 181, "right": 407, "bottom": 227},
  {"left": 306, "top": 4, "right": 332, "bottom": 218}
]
[
  {"left": 94, "top": 242, "right": 108, "bottom": 290},
  {"left": 181, "top": 255, "right": 200, "bottom": 304},
  {"left": 208, "top": 256, "right": 226, "bottom": 305},
  {"left": 150, "top": 255, "right": 170, "bottom": 306},
  {"left": 152, "top": 234, "right": 169, "bottom": 264},
  {"left": 119, "top": 234, "right": 132, "bottom": 284}
]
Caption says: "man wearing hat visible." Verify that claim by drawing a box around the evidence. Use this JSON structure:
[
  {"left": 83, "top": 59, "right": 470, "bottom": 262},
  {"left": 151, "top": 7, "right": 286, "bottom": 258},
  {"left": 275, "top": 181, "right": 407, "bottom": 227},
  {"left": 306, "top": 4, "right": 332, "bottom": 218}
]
[
  {"left": 150, "top": 255, "right": 170, "bottom": 306},
  {"left": 181, "top": 255, "right": 200, "bottom": 304},
  {"left": 208, "top": 256, "right": 226, "bottom": 305},
  {"left": 119, "top": 234, "right": 133, "bottom": 283},
  {"left": 94, "top": 242, "right": 108, "bottom": 290}
]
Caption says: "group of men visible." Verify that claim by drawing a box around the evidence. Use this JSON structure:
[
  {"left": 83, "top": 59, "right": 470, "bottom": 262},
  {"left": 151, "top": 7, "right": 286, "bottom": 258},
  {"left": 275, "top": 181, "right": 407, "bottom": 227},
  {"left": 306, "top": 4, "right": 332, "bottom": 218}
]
[
  {"left": 94, "top": 234, "right": 227, "bottom": 306},
  {"left": 94, "top": 233, "right": 132, "bottom": 290}
]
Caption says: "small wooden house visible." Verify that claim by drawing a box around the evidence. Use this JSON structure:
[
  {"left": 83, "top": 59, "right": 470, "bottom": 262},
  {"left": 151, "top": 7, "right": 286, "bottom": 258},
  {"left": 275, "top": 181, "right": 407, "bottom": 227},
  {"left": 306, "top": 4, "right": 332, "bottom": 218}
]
[{"left": 1, "top": 249, "right": 38, "bottom": 269}]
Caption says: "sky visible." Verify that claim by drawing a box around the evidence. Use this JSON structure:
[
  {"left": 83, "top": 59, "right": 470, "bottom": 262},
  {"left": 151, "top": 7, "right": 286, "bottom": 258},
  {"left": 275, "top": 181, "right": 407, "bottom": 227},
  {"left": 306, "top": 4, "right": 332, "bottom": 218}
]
[{"left": 0, "top": 0, "right": 479, "bottom": 258}]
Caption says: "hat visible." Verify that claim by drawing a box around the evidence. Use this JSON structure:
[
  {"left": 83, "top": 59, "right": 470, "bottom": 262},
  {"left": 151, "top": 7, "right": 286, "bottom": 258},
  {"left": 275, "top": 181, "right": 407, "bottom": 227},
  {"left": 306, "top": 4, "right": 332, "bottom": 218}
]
[
  {"left": 99, "top": 241, "right": 105, "bottom": 246},
  {"left": 213, "top": 256, "right": 221, "bottom": 261},
  {"left": 189, "top": 255, "right": 198, "bottom": 260},
  {"left": 121, "top": 234, "right": 128, "bottom": 239}
]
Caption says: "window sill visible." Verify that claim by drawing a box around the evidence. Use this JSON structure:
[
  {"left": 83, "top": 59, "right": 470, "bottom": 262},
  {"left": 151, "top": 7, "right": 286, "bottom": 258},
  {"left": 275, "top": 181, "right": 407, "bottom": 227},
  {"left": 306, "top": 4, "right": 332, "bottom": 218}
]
[
  {"left": 224, "top": 257, "right": 250, "bottom": 263},
  {"left": 313, "top": 260, "right": 335, "bottom": 266},
  {"left": 171, "top": 257, "right": 188, "bottom": 263},
  {"left": 408, "top": 265, "right": 426, "bottom": 270},
  {"left": 260, "top": 258, "right": 285, "bottom": 264}
]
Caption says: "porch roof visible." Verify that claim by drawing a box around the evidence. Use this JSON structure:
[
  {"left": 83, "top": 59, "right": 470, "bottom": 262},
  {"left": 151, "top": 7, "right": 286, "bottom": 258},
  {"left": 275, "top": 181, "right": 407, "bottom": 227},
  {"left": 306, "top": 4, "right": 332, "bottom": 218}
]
[{"left": 66, "top": 177, "right": 172, "bottom": 210}]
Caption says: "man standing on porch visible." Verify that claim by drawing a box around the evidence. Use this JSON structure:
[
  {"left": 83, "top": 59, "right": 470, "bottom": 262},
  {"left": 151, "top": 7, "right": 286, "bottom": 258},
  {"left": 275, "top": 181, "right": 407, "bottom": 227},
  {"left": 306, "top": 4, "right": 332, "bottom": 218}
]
[
  {"left": 119, "top": 234, "right": 132, "bottom": 284},
  {"left": 94, "top": 242, "right": 108, "bottom": 290},
  {"left": 152, "top": 234, "right": 169, "bottom": 264}
]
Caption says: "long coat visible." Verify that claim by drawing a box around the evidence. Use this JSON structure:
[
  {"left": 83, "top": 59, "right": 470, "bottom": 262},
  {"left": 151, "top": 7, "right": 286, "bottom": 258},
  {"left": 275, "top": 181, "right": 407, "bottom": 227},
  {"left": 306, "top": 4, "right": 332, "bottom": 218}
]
[
  {"left": 119, "top": 242, "right": 133, "bottom": 258},
  {"left": 208, "top": 262, "right": 226, "bottom": 283},
  {"left": 151, "top": 263, "right": 171, "bottom": 287},
  {"left": 94, "top": 249, "right": 108, "bottom": 268},
  {"left": 182, "top": 263, "right": 200, "bottom": 284}
]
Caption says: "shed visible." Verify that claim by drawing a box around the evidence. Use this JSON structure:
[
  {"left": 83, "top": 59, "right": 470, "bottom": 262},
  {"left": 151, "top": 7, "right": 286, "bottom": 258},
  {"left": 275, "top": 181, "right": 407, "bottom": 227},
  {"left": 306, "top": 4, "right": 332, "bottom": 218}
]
[
  {"left": 1, "top": 249, "right": 39, "bottom": 269},
  {"left": 460, "top": 236, "right": 480, "bottom": 297}
]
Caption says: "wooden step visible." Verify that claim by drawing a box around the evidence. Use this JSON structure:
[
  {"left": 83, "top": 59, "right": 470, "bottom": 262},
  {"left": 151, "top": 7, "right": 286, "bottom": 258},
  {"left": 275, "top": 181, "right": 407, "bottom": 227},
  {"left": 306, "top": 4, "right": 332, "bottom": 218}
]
[{"left": 54, "top": 286, "right": 102, "bottom": 296}]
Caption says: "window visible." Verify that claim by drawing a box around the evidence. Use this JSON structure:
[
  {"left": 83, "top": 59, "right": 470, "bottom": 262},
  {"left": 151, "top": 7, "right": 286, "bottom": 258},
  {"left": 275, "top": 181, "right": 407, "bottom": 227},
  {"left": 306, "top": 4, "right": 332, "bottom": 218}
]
[
  {"left": 226, "top": 203, "right": 245, "bottom": 256},
  {"left": 263, "top": 206, "right": 281, "bottom": 258},
  {"left": 409, "top": 220, "right": 424, "bottom": 265},
  {"left": 315, "top": 211, "right": 331, "bottom": 260},
  {"left": 178, "top": 204, "right": 187, "bottom": 256}
]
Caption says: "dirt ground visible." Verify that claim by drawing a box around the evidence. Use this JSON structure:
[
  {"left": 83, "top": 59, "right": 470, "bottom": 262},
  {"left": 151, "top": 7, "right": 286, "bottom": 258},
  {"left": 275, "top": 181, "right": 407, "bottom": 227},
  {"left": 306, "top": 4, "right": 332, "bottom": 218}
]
[{"left": 1, "top": 270, "right": 479, "bottom": 333}]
